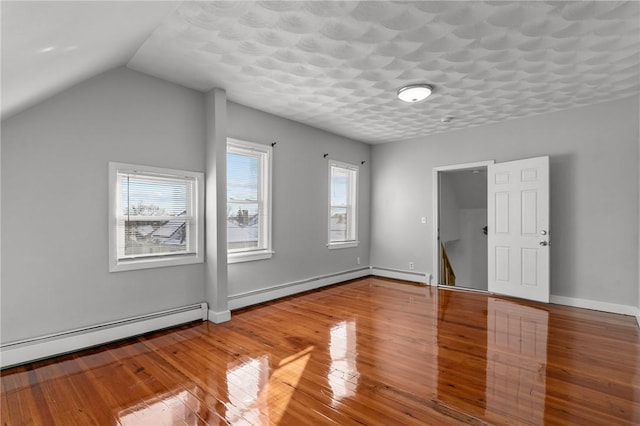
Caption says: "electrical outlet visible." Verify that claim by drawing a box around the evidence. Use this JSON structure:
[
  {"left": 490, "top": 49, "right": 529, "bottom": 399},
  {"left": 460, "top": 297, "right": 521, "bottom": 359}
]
[
  {"left": 409, "top": 262, "right": 414, "bottom": 270},
  {"left": 357, "top": 257, "right": 361, "bottom": 265},
  {"left": 421, "top": 217, "right": 427, "bottom": 224}
]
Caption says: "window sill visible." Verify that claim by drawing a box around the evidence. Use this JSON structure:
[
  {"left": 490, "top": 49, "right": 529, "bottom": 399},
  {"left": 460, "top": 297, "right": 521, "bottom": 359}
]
[
  {"left": 328, "top": 241, "right": 359, "bottom": 250},
  {"left": 228, "top": 250, "right": 274, "bottom": 264},
  {"left": 110, "top": 254, "right": 203, "bottom": 272}
]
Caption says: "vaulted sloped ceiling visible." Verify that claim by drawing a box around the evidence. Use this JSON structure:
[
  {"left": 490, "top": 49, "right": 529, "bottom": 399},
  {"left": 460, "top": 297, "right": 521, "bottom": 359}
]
[
  {"left": 3, "top": 1, "right": 639, "bottom": 143},
  {"left": 1, "top": 1, "right": 180, "bottom": 121}
]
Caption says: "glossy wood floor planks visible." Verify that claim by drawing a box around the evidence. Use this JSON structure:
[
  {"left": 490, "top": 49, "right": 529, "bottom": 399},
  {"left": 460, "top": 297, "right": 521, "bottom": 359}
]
[{"left": 2, "top": 277, "right": 639, "bottom": 425}]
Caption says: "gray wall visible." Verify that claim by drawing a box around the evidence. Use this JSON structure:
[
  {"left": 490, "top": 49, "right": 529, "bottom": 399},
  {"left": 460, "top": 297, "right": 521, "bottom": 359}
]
[
  {"left": 439, "top": 174, "right": 460, "bottom": 242},
  {"left": 226, "top": 102, "right": 371, "bottom": 297},
  {"left": 1, "top": 66, "right": 373, "bottom": 344},
  {"left": 1, "top": 67, "right": 206, "bottom": 343},
  {"left": 371, "top": 96, "right": 639, "bottom": 306}
]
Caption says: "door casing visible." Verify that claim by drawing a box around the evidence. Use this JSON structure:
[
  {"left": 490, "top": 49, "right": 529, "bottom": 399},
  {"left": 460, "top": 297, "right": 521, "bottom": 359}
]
[{"left": 432, "top": 157, "right": 550, "bottom": 304}]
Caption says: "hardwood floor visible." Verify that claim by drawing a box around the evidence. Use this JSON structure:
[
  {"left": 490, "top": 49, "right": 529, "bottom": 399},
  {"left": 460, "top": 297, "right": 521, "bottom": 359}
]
[{"left": 2, "top": 276, "right": 640, "bottom": 425}]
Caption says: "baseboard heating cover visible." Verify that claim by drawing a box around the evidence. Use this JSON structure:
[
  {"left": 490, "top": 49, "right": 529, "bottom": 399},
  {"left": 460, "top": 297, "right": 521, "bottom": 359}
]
[
  {"left": 0, "top": 302, "right": 208, "bottom": 369},
  {"left": 228, "top": 267, "right": 370, "bottom": 310},
  {"left": 370, "top": 266, "right": 430, "bottom": 284}
]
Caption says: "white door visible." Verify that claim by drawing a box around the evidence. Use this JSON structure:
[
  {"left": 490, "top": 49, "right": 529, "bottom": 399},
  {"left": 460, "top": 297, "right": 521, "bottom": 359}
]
[{"left": 487, "top": 156, "right": 549, "bottom": 302}]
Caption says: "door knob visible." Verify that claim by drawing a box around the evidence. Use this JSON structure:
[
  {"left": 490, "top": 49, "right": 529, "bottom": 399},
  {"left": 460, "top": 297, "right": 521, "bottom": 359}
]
[
  {"left": 539, "top": 241, "right": 548, "bottom": 246},
  {"left": 540, "top": 230, "right": 547, "bottom": 235}
]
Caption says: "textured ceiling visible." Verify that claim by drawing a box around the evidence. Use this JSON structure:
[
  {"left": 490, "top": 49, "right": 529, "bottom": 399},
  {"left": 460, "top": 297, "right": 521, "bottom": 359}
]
[
  {"left": 2, "top": 1, "right": 639, "bottom": 144},
  {"left": 129, "top": 1, "right": 640, "bottom": 143}
]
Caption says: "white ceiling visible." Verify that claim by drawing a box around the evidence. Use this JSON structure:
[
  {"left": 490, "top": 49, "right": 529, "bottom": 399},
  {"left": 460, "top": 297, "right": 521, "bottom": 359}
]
[
  {"left": 3, "top": 1, "right": 639, "bottom": 144},
  {"left": 1, "top": 1, "right": 180, "bottom": 120}
]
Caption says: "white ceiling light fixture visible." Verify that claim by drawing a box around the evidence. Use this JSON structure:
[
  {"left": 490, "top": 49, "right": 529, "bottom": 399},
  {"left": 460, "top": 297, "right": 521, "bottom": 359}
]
[{"left": 397, "top": 84, "right": 433, "bottom": 103}]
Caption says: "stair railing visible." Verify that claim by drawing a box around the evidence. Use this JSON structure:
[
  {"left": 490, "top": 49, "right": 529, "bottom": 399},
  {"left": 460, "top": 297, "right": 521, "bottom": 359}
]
[{"left": 440, "top": 242, "right": 456, "bottom": 286}]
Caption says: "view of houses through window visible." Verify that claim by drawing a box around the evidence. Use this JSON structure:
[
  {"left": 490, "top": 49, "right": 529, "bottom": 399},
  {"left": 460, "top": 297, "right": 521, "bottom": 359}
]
[
  {"left": 117, "top": 172, "right": 196, "bottom": 258},
  {"left": 227, "top": 150, "right": 260, "bottom": 251}
]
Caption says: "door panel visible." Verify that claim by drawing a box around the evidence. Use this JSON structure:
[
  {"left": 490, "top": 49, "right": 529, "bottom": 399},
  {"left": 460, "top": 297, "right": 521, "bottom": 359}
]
[
  {"left": 495, "top": 192, "right": 510, "bottom": 233},
  {"left": 488, "top": 156, "right": 549, "bottom": 302},
  {"left": 521, "top": 248, "right": 537, "bottom": 286},
  {"left": 495, "top": 246, "right": 510, "bottom": 282},
  {"left": 521, "top": 190, "right": 537, "bottom": 235}
]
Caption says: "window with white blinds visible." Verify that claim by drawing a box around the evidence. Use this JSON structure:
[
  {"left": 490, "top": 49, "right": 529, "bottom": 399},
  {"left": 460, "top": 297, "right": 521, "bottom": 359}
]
[
  {"left": 328, "top": 160, "right": 359, "bottom": 249},
  {"left": 108, "top": 162, "right": 204, "bottom": 272},
  {"left": 227, "top": 138, "right": 273, "bottom": 263}
]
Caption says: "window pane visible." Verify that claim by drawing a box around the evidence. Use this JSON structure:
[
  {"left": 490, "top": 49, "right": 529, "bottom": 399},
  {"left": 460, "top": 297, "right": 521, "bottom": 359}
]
[
  {"left": 228, "top": 152, "right": 258, "bottom": 202},
  {"left": 330, "top": 206, "right": 349, "bottom": 242},
  {"left": 228, "top": 202, "right": 260, "bottom": 250},
  {"left": 122, "top": 219, "right": 189, "bottom": 256},
  {"left": 118, "top": 174, "right": 194, "bottom": 259},
  {"left": 331, "top": 168, "right": 349, "bottom": 206},
  {"left": 121, "top": 176, "right": 189, "bottom": 217}
]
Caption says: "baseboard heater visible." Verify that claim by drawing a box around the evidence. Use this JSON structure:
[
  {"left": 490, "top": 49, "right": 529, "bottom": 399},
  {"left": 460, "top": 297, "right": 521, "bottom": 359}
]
[
  {"left": 0, "top": 302, "right": 208, "bottom": 369},
  {"left": 228, "top": 267, "right": 371, "bottom": 310},
  {"left": 369, "top": 266, "right": 430, "bottom": 284}
]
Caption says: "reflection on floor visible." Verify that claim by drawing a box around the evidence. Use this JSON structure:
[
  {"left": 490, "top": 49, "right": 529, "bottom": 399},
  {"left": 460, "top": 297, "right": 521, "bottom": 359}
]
[
  {"left": 486, "top": 299, "right": 548, "bottom": 423},
  {"left": 2, "top": 277, "right": 639, "bottom": 425}
]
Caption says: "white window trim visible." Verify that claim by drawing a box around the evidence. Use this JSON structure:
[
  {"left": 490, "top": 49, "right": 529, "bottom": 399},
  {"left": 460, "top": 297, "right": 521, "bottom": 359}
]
[
  {"left": 228, "top": 249, "right": 275, "bottom": 264},
  {"left": 227, "top": 138, "right": 273, "bottom": 264},
  {"left": 328, "top": 241, "right": 359, "bottom": 250},
  {"left": 108, "top": 162, "right": 204, "bottom": 272},
  {"left": 328, "top": 159, "right": 359, "bottom": 250}
]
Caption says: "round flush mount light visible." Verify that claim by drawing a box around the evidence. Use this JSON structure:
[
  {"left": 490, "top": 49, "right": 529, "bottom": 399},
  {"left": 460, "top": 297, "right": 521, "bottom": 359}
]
[{"left": 397, "top": 84, "right": 433, "bottom": 103}]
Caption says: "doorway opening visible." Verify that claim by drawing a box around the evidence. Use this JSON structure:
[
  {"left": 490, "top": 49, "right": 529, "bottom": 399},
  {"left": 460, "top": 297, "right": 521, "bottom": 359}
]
[
  {"left": 433, "top": 157, "right": 550, "bottom": 302},
  {"left": 432, "top": 161, "right": 494, "bottom": 291}
]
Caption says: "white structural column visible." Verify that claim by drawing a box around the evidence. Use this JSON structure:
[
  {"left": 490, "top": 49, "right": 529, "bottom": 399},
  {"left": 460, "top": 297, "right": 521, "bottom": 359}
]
[{"left": 205, "top": 88, "right": 230, "bottom": 323}]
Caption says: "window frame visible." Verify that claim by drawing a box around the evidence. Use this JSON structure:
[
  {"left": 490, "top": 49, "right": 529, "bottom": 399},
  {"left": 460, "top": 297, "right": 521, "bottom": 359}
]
[
  {"left": 108, "top": 162, "right": 204, "bottom": 272},
  {"left": 328, "top": 160, "right": 359, "bottom": 250},
  {"left": 226, "top": 138, "right": 273, "bottom": 264}
]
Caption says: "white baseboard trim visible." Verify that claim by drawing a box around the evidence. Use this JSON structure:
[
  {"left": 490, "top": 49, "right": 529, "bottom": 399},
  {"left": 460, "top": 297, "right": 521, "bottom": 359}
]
[
  {"left": 550, "top": 295, "right": 638, "bottom": 317},
  {"left": 0, "top": 302, "right": 208, "bottom": 369},
  {"left": 208, "top": 309, "right": 231, "bottom": 324},
  {"left": 228, "top": 267, "right": 370, "bottom": 310},
  {"left": 370, "top": 266, "right": 429, "bottom": 284}
]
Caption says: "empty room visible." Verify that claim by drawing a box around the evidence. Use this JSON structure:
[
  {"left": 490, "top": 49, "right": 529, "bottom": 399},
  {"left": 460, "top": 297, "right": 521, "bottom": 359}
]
[{"left": 2, "top": 1, "right": 639, "bottom": 424}]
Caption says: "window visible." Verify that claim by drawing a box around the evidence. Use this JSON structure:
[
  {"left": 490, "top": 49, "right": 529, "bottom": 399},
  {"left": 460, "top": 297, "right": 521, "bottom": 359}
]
[
  {"left": 108, "top": 162, "right": 204, "bottom": 272},
  {"left": 227, "top": 138, "right": 273, "bottom": 263},
  {"left": 328, "top": 160, "right": 358, "bottom": 249}
]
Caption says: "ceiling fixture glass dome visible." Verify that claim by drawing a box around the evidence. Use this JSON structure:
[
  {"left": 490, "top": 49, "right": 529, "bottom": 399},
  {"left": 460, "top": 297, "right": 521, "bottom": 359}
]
[{"left": 397, "top": 84, "right": 433, "bottom": 103}]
